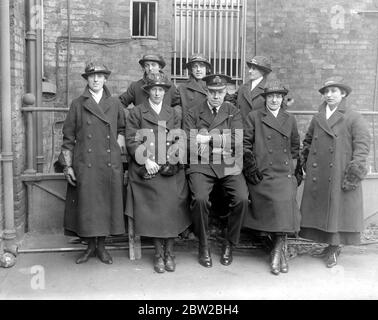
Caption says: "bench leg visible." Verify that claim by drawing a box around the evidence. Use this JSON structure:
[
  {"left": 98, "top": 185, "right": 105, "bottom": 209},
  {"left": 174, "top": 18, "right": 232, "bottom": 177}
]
[{"left": 128, "top": 216, "right": 141, "bottom": 260}]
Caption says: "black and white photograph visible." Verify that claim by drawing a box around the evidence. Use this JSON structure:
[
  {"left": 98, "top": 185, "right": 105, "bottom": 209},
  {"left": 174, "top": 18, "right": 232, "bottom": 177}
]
[{"left": 1, "top": 0, "right": 378, "bottom": 306}]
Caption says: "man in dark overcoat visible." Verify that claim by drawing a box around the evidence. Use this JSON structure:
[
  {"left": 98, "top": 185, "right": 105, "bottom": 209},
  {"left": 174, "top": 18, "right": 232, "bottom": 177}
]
[
  {"left": 300, "top": 76, "right": 370, "bottom": 268},
  {"left": 230, "top": 56, "right": 272, "bottom": 124},
  {"left": 59, "top": 63, "right": 126, "bottom": 264},
  {"left": 185, "top": 74, "right": 249, "bottom": 268}
]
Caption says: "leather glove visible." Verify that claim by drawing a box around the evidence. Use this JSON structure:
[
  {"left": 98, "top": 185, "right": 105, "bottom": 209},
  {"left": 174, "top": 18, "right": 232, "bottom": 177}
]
[
  {"left": 294, "top": 160, "right": 304, "bottom": 186},
  {"left": 117, "top": 134, "right": 126, "bottom": 154},
  {"left": 247, "top": 170, "right": 263, "bottom": 185},
  {"left": 63, "top": 166, "right": 76, "bottom": 186}
]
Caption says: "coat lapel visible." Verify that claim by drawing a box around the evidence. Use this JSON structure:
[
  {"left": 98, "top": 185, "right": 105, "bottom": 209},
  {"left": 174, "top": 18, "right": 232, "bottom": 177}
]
[
  {"left": 314, "top": 102, "right": 335, "bottom": 137},
  {"left": 198, "top": 101, "right": 214, "bottom": 128},
  {"left": 185, "top": 78, "right": 208, "bottom": 96},
  {"left": 141, "top": 101, "right": 159, "bottom": 126},
  {"left": 261, "top": 108, "right": 290, "bottom": 137},
  {"left": 328, "top": 99, "right": 347, "bottom": 128},
  {"left": 209, "top": 103, "right": 230, "bottom": 131},
  {"left": 82, "top": 86, "right": 110, "bottom": 124}
]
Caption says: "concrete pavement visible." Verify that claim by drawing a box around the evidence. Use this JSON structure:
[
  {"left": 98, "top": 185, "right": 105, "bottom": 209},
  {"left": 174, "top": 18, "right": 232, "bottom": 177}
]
[{"left": 1, "top": 233, "right": 378, "bottom": 300}]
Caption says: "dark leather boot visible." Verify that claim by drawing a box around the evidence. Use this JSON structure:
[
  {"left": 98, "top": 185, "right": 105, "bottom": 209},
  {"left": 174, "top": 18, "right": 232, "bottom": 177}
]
[
  {"left": 270, "top": 235, "right": 284, "bottom": 275},
  {"left": 76, "top": 237, "right": 96, "bottom": 264},
  {"left": 326, "top": 245, "right": 341, "bottom": 268},
  {"left": 164, "top": 238, "right": 176, "bottom": 272},
  {"left": 280, "top": 235, "right": 289, "bottom": 273},
  {"left": 153, "top": 238, "right": 165, "bottom": 273},
  {"left": 220, "top": 240, "right": 233, "bottom": 266},
  {"left": 198, "top": 245, "right": 212, "bottom": 268},
  {"left": 96, "top": 237, "right": 113, "bottom": 264}
]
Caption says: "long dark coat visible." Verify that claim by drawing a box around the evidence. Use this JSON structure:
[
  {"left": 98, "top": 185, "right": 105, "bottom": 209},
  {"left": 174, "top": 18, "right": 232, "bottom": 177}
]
[
  {"left": 119, "top": 73, "right": 180, "bottom": 108},
  {"left": 243, "top": 106, "right": 301, "bottom": 233},
  {"left": 125, "top": 101, "right": 191, "bottom": 237},
  {"left": 62, "top": 86, "right": 126, "bottom": 237},
  {"left": 184, "top": 100, "right": 244, "bottom": 178},
  {"left": 236, "top": 78, "right": 267, "bottom": 124},
  {"left": 300, "top": 100, "right": 370, "bottom": 233},
  {"left": 178, "top": 77, "right": 208, "bottom": 129}
]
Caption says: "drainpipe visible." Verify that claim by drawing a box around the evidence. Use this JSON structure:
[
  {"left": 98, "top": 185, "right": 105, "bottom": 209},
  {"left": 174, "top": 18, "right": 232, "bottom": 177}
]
[
  {"left": 25, "top": 0, "right": 37, "bottom": 172},
  {"left": 35, "top": 0, "right": 44, "bottom": 172},
  {"left": 0, "top": 0, "right": 17, "bottom": 255}
]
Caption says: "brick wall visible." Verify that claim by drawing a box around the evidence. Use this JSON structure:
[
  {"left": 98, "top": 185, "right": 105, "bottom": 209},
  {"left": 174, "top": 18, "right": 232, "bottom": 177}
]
[
  {"left": 245, "top": 0, "right": 378, "bottom": 171},
  {"left": 9, "top": 0, "right": 26, "bottom": 236}
]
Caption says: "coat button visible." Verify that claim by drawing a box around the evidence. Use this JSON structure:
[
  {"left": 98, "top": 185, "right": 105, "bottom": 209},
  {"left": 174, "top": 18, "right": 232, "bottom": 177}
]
[
  {"left": 314, "top": 136, "right": 318, "bottom": 140},
  {"left": 150, "top": 142, "right": 154, "bottom": 146},
  {"left": 166, "top": 142, "right": 170, "bottom": 146},
  {"left": 328, "top": 177, "right": 331, "bottom": 182},
  {"left": 329, "top": 163, "right": 333, "bottom": 167},
  {"left": 108, "top": 163, "right": 112, "bottom": 167},
  {"left": 267, "top": 135, "right": 271, "bottom": 140},
  {"left": 329, "top": 147, "right": 333, "bottom": 153},
  {"left": 288, "top": 174, "right": 292, "bottom": 178},
  {"left": 269, "top": 162, "right": 273, "bottom": 166},
  {"left": 88, "top": 148, "right": 92, "bottom": 153},
  {"left": 313, "top": 150, "right": 317, "bottom": 155},
  {"left": 87, "top": 120, "right": 91, "bottom": 125},
  {"left": 87, "top": 134, "right": 92, "bottom": 139},
  {"left": 88, "top": 163, "right": 92, "bottom": 168},
  {"left": 107, "top": 135, "right": 110, "bottom": 139},
  {"left": 107, "top": 149, "right": 111, "bottom": 153},
  {"left": 269, "top": 149, "right": 273, "bottom": 153},
  {"left": 312, "top": 163, "right": 317, "bottom": 168},
  {"left": 284, "top": 161, "right": 288, "bottom": 165},
  {"left": 283, "top": 149, "right": 287, "bottom": 153},
  {"left": 312, "top": 177, "right": 317, "bottom": 182}
]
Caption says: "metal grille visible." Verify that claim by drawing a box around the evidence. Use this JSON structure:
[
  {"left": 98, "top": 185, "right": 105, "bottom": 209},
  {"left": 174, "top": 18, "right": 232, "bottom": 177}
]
[
  {"left": 172, "top": 0, "right": 246, "bottom": 82},
  {"left": 131, "top": 1, "right": 157, "bottom": 38}
]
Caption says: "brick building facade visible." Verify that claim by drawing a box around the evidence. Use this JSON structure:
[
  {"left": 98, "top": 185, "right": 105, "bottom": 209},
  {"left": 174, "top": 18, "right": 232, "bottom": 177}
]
[{"left": 1, "top": 0, "right": 378, "bottom": 239}]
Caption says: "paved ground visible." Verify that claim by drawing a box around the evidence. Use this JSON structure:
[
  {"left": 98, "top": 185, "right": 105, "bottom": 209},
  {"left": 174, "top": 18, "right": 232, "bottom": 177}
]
[{"left": 1, "top": 232, "right": 378, "bottom": 300}]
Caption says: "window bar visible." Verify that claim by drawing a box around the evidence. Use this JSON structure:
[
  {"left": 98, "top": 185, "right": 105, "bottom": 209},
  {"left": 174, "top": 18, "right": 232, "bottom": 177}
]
[
  {"left": 173, "top": 0, "right": 177, "bottom": 81},
  {"left": 191, "top": 0, "right": 194, "bottom": 56},
  {"left": 186, "top": 0, "right": 189, "bottom": 76},
  {"left": 147, "top": 2, "right": 150, "bottom": 36},
  {"left": 225, "top": 0, "right": 229, "bottom": 77},
  {"left": 180, "top": 0, "right": 183, "bottom": 77},
  {"left": 213, "top": 0, "right": 217, "bottom": 73},
  {"left": 236, "top": 0, "right": 240, "bottom": 80},
  {"left": 139, "top": 2, "right": 142, "bottom": 36},
  {"left": 208, "top": 0, "right": 212, "bottom": 71},
  {"left": 241, "top": 0, "right": 247, "bottom": 83},
  {"left": 197, "top": 0, "right": 201, "bottom": 53},
  {"left": 203, "top": 0, "right": 206, "bottom": 57},
  {"left": 218, "top": 1, "right": 223, "bottom": 74},
  {"left": 230, "top": 0, "right": 234, "bottom": 78}
]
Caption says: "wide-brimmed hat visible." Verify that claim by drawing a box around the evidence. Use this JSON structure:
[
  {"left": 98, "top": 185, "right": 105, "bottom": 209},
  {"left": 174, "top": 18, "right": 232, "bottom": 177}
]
[
  {"left": 260, "top": 80, "right": 288, "bottom": 97},
  {"left": 142, "top": 72, "right": 172, "bottom": 92},
  {"left": 81, "top": 63, "right": 111, "bottom": 79},
  {"left": 203, "top": 74, "right": 232, "bottom": 90},
  {"left": 138, "top": 54, "right": 166, "bottom": 69},
  {"left": 318, "top": 76, "right": 352, "bottom": 96},
  {"left": 184, "top": 53, "right": 212, "bottom": 69},
  {"left": 246, "top": 55, "right": 272, "bottom": 74}
]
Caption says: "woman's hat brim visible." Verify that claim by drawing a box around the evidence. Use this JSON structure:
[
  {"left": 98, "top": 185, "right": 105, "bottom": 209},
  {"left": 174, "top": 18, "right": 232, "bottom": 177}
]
[
  {"left": 142, "top": 83, "right": 171, "bottom": 92},
  {"left": 318, "top": 83, "right": 352, "bottom": 96},
  {"left": 81, "top": 70, "right": 111, "bottom": 79},
  {"left": 260, "top": 89, "right": 288, "bottom": 97}
]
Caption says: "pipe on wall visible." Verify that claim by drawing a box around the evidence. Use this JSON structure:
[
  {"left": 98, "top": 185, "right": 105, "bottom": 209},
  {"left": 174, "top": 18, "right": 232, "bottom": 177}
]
[{"left": 0, "top": 0, "right": 17, "bottom": 245}]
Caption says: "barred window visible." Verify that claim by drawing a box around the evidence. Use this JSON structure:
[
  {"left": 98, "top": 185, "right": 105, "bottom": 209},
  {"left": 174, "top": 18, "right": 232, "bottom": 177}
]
[
  {"left": 131, "top": 1, "right": 158, "bottom": 38},
  {"left": 172, "top": 0, "right": 246, "bottom": 82}
]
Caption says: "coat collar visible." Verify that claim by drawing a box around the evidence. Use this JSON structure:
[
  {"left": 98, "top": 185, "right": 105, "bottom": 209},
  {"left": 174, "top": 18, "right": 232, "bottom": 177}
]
[
  {"left": 261, "top": 106, "right": 291, "bottom": 137},
  {"left": 184, "top": 77, "right": 208, "bottom": 95},
  {"left": 140, "top": 100, "right": 174, "bottom": 129},
  {"left": 314, "top": 100, "right": 347, "bottom": 137},
  {"left": 198, "top": 100, "right": 231, "bottom": 131},
  {"left": 82, "top": 85, "right": 111, "bottom": 123},
  {"left": 242, "top": 77, "right": 266, "bottom": 108}
]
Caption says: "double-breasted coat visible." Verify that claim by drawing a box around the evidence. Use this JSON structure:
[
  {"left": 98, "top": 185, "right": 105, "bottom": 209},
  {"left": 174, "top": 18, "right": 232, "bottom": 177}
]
[
  {"left": 300, "top": 100, "right": 370, "bottom": 234},
  {"left": 125, "top": 101, "right": 191, "bottom": 237},
  {"left": 62, "top": 86, "right": 126, "bottom": 237},
  {"left": 185, "top": 100, "right": 244, "bottom": 178},
  {"left": 236, "top": 78, "right": 267, "bottom": 124},
  {"left": 178, "top": 77, "right": 208, "bottom": 129},
  {"left": 243, "top": 106, "right": 301, "bottom": 233}
]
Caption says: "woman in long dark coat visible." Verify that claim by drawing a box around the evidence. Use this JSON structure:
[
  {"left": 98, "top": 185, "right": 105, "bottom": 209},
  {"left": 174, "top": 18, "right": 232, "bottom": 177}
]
[
  {"left": 125, "top": 72, "right": 191, "bottom": 273},
  {"left": 60, "top": 63, "right": 126, "bottom": 264},
  {"left": 243, "top": 80, "right": 301, "bottom": 275},
  {"left": 300, "top": 76, "right": 370, "bottom": 268}
]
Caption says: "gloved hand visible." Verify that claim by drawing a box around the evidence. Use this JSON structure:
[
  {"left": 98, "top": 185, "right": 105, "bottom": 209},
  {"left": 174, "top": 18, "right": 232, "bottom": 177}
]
[
  {"left": 117, "top": 134, "right": 126, "bottom": 154},
  {"left": 145, "top": 158, "right": 160, "bottom": 175},
  {"left": 196, "top": 134, "right": 212, "bottom": 144},
  {"left": 63, "top": 166, "right": 76, "bottom": 186},
  {"left": 294, "top": 160, "right": 304, "bottom": 186},
  {"left": 247, "top": 169, "right": 263, "bottom": 185}
]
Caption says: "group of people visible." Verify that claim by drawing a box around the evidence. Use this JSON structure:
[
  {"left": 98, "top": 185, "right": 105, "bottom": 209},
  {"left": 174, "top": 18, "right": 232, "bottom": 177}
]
[{"left": 58, "top": 52, "right": 371, "bottom": 276}]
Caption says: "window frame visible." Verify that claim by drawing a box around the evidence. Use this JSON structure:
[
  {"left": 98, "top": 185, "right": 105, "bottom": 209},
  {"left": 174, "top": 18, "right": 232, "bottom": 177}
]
[{"left": 130, "top": 0, "right": 158, "bottom": 39}]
